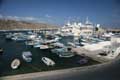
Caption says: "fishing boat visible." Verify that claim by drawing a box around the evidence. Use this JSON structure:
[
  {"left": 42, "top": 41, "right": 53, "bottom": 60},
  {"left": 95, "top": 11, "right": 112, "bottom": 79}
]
[
  {"left": 11, "top": 59, "right": 21, "bottom": 69},
  {"left": 42, "top": 57, "right": 55, "bottom": 66},
  {"left": 22, "top": 51, "right": 32, "bottom": 62}
]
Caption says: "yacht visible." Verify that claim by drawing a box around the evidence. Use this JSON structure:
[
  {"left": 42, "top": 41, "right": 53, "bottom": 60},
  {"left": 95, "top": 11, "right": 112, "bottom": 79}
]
[
  {"left": 22, "top": 51, "right": 32, "bottom": 62},
  {"left": 42, "top": 57, "right": 55, "bottom": 66}
]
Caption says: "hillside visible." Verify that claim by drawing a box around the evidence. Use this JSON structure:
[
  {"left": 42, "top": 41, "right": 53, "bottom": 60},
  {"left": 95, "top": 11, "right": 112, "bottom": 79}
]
[{"left": 0, "top": 19, "right": 58, "bottom": 30}]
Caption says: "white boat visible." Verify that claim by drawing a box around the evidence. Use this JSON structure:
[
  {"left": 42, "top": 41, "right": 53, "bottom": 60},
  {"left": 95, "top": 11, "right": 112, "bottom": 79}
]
[
  {"left": 67, "top": 42, "right": 83, "bottom": 48},
  {"left": 43, "top": 35, "right": 61, "bottom": 44},
  {"left": 11, "top": 59, "right": 21, "bottom": 69},
  {"left": 12, "top": 36, "right": 27, "bottom": 41},
  {"left": 51, "top": 42, "right": 65, "bottom": 48},
  {"left": 5, "top": 33, "right": 13, "bottom": 40},
  {"left": 40, "top": 45, "right": 49, "bottom": 49},
  {"left": 22, "top": 51, "right": 32, "bottom": 62},
  {"left": 59, "top": 52, "right": 75, "bottom": 58},
  {"left": 33, "top": 42, "right": 41, "bottom": 48},
  {"left": 27, "top": 34, "right": 37, "bottom": 40},
  {"left": 51, "top": 47, "right": 75, "bottom": 58},
  {"left": 97, "top": 46, "right": 120, "bottom": 61},
  {"left": 42, "top": 57, "right": 55, "bottom": 66},
  {"left": 25, "top": 41, "right": 34, "bottom": 46}
]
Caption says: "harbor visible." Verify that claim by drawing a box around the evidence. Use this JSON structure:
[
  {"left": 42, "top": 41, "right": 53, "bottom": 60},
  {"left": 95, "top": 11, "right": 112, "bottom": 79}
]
[
  {"left": 0, "top": 18, "right": 120, "bottom": 77},
  {"left": 0, "top": 31, "right": 99, "bottom": 77}
]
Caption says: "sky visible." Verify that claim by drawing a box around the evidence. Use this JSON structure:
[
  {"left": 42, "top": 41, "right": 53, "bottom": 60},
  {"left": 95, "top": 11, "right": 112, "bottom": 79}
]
[{"left": 0, "top": 0, "right": 120, "bottom": 28}]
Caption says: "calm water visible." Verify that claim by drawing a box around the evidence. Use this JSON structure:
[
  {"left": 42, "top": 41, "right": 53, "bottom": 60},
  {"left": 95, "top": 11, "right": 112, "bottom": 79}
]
[{"left": 0, "top": 33, "right": 99, "bottom": 77}]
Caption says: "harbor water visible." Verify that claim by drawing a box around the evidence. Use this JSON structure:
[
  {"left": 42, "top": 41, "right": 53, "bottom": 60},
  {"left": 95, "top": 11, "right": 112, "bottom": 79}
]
[{"left": 0, "top": 33, "right": 99, "bottom": 77}]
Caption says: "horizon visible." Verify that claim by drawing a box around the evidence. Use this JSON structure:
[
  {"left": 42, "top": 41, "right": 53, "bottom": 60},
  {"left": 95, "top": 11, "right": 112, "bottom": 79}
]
[{"left": 0, "top": 0, "right": 120, "bottom": 28}]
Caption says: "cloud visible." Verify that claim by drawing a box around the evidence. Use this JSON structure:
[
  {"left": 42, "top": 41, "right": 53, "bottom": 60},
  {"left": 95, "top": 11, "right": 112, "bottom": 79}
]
[
  {"left": 45, "top": 14, "right": 52, "bottom": 18},
  {"left": 0, "top": 15, "right": 39, "bottom": 22},
  {"left": 24, "top": 16, "right": 37, "bottom": 21}
]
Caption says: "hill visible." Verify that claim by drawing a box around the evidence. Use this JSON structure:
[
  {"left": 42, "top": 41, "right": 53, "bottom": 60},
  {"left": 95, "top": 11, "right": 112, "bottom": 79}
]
[{"left": 0, "top": 19, "right": 58, "bottom": 30}]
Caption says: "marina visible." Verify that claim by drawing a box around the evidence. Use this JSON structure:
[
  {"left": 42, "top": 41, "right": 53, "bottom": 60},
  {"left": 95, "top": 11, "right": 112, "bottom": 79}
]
[
  {"left": 0, "top": 19, "right": 120, "bottom": 77},
  {"left": 0, "top": 0, "right": 120, "bottom": 80},
  {"left": 0, "top": 32, "right": 99, "bottom": 77}
]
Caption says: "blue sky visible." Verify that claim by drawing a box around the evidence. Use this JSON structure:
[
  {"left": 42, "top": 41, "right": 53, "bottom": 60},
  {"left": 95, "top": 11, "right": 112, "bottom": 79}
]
[{"left": 0, "top": 0, "right": 120, "bottom": 28}]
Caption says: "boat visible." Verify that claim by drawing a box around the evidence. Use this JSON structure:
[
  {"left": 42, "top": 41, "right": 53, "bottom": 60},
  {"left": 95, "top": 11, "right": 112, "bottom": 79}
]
[
  {"left": 11, "top": 59, "right": 21, "bottom": 69},
  {"left": 67, "top": 42, "right": 84, "bottom": 48},
  {"left": 22, "top": 51, "right": 32, "bottom": 62},
  {"left": 0, "top": 48, "right": 3, "bottom": 55},
  {"left": 51, "top": 47, "right": 75, "bottom": 58},
  {"left": 42, "top": 57, "right": 55, "bottom": 66},
  {"left": 43, "top": 35, "right": 61, "bottom": 44},
  {"left": 50, "top": 42, "right": 65, "bottom": 48},
  {"left": 25, "top": 41, "right": 34, "bottom": 46},
  {"left": 97, "top": 46, "right": 120, "bottom": 61},
  {"left": 5, "top": 33, "right": 13, "bottom": 40},
  {"left": 27, "top": 33, "right": 37, "bottom": 40},
  {"left": 40, "top": 44, "right": 49, "bottom": 49},
  {"left": 33, "top": 42, "right": 41, "bottom": 48},
  {"left": 59, "top": 52, "right": 75, "bottom": 58}
]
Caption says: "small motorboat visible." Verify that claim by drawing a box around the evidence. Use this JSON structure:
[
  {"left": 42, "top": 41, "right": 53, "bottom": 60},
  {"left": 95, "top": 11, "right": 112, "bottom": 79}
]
[
  {"left": 22, "top": 51, "right": 32, "bottom": 62},
  {"left": 11, "top": 59, "right": 21, "bottom": 69},
  {"left": 40, "top": 45, "right": 49, "bottom": 49},
  {"left": 42, "top": 57, "right": 55, "bottom": 66}
]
